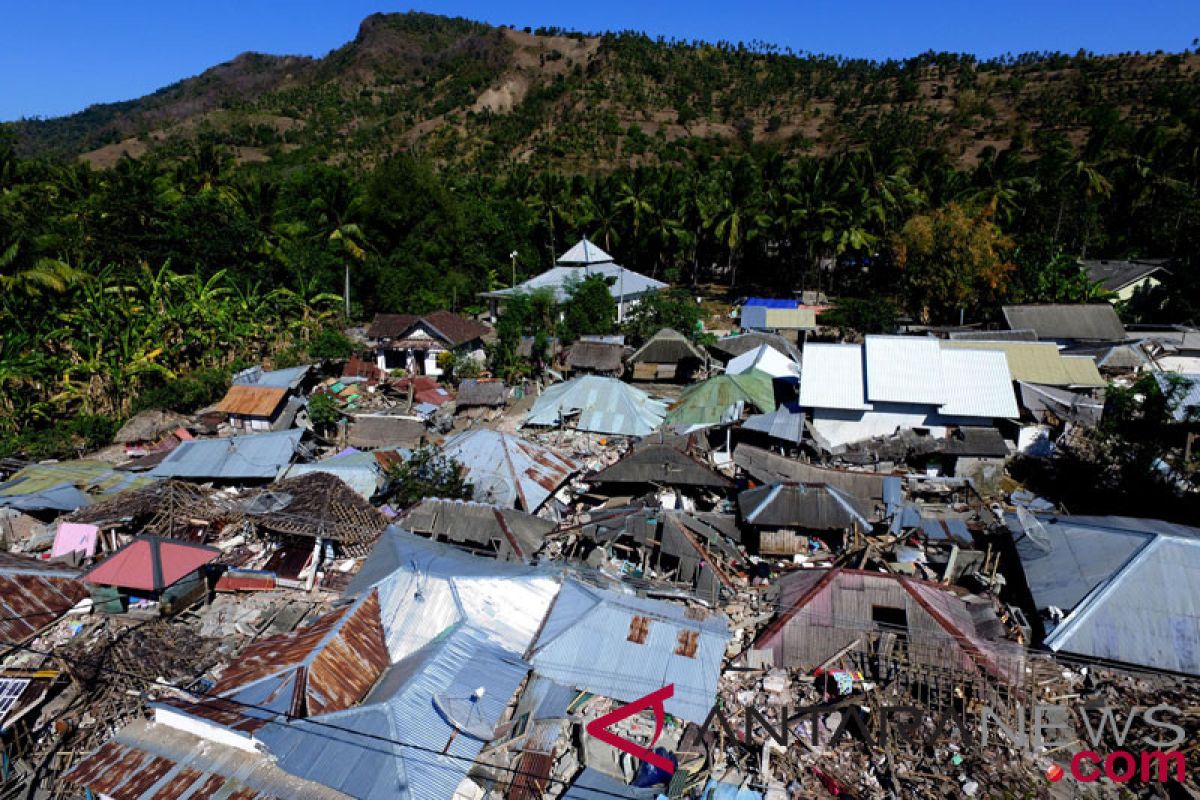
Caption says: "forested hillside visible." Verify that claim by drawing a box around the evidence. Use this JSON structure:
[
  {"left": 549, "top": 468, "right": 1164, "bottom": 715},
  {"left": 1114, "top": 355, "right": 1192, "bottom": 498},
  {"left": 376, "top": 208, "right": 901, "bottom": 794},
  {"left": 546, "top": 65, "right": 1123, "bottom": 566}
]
[{"left": 1, "top": 12, "right": 1199, "bottom": 459}]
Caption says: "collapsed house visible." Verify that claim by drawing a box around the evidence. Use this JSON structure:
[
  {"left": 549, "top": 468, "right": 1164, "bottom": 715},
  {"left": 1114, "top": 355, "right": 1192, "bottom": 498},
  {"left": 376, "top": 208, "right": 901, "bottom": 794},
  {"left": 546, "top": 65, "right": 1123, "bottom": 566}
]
[
  {"left": 112, "top": 409, "right": 191, "bottom": 457},
  {"left": 586, "top": 435, "right": 733, "bottom": 502},
  {"left": 799, "top": 336, "right": 1019, "bottom": 450},
  {"left": 737, "top": 482, "right": 873, "bottom": 556},
  {"left": 441, "top": 429, "right": 579, "bottom": 513},
  {"left": 456, "top": 378, "right": 509, "bottom": 411},
  {"left": 148, "top": 429, "right": 307, "bottom": 482},
  {"left": 398, "top": 497, "right": 555, "bottom": 562},
  {"left": 665, "top": 370, "right": 776, "bottom": 427},
  {"left": 525, "top": 375, "right": 667, "bottom": 437},
  {"left": 566, "top": 336, "right": 626, "bottom": 377},
  {"left": 749, "top": 568, "right": 1023, "bottom": 684}
]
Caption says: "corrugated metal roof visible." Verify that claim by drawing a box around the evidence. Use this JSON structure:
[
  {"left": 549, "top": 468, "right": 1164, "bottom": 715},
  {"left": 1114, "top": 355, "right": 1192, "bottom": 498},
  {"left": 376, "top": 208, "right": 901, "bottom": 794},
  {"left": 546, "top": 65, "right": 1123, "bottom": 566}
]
[
  {"left": 664, "top": 371, "right": 777, "bottom": 426},
  {"left": 0, "top": 553, "right": 89, "bottom": 644},
  {"left": 1156, "top": 372, "right": 1200, "bottom": 422},
  {"left": 63, "top": 717, "right": 350, "bottom": 800},
  {"left": 557, "top": 238, "right": 614, "bottom": 265},
  {"left": 484, "top": 262, "right": 666, "bottom": 303},
  {"left": 216, "top": 385, "right": 289, "bottom": 417},
  {"left": 345, "top": 526, "right": 560, "bottom": 662},
  {"left": 235, "top": 364, "right": 312, "bottom": 390},
  {"left": 442, "top": 429, "right": 578, "bottom": 511},
  {"left": 562, "top": 768, "right": 657, "bottom": 800},
  {"left": 937, "top": 349, "right": 1019, "bottom": 418},
  {"left": 588, "top": 440, "right": 732, "bottom": 488},
  {"left": 526, "top": 376, "right": 667, "bottom": 437},
  {"left": 864, "top": 336, "right": 945, "bottom": 405},
  {"left": 940, "top": 340, "right": 1085, "bottom": 386},
  {"left": 1060, "top": 355, "right": 1106, "bottom": 387},
  {"left": 742, "top": 407, "right": 805, "bottom": 444},
  {"left": 726, "top": 344, "right": 800, "bottom": 379},
  {"left": 1002, "top": 304, "right": 1126, "bottom": 341},
  {"left": 281, "top": 449, "right": 395, "bottom": 500},
  {"left": 149, "top": 429, "right": 304, "bottom": 480},
  {"left": 798, "top": 344, "right": 870, "bottom": 410},
  {"left": 710, "top": 332, "right": 803, "bottom": 364},
  {"left": 628, "top": 328, "right": 708, "bottom": 365},
  {"left": 1044, "top": 531, "right": 1200, "bottom": 675},
  {"left": 0, "top": 461, "right": 154, "bottom": 511},
  {"left": 399, "top": 498, "right": 556, "bottom": 562},
  {"left": 257, "top": 624, "right": 530, "bottom": 800},
  {"left": 528, "top": 578, "right": 729, "bottom": 724},
  {"left": 738, "top": 482, "right": 872, "bottom": 529}
]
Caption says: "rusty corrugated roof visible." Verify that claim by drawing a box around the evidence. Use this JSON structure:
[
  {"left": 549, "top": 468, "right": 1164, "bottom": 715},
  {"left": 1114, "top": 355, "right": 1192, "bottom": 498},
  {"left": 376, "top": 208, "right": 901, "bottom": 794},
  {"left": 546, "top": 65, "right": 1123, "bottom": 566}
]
[
  {"left": 166, "top": 590, "right": 389, "bottom": 732},
  {"left": 215, "top": 384, "right": 289, "bottom": 417},
  {"left": 0, "top": 553, "right": 89, "bottom": 643}
]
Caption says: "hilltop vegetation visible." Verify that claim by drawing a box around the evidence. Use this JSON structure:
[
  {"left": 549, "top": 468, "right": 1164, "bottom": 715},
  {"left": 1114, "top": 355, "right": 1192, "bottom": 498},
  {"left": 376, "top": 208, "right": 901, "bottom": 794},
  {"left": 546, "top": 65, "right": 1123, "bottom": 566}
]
[{"left": 2, "top": 12, "right": 1199, "bottom": 458}]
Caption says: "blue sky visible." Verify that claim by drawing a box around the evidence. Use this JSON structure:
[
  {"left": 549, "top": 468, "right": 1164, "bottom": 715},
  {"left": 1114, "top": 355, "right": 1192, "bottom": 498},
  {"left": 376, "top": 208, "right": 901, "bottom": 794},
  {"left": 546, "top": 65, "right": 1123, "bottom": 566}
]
[{"left": 2, "top": 1, "right": 1198, "bottom": 121}]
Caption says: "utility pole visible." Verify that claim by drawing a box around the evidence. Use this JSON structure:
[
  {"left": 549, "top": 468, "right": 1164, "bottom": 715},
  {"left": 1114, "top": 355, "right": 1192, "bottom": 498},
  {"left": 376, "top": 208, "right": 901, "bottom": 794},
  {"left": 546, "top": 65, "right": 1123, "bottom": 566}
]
[
  {"left": 345, "top": 263, "right": 351, "bottom": 319},
  {"left": 510, "top": 251, "right": 518, "bottom": 287}
]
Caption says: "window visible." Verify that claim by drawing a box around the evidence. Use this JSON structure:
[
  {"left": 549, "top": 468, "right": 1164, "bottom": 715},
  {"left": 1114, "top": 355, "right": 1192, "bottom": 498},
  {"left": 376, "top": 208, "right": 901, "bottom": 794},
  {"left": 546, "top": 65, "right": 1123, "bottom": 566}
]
[
  {"left": 0, "top": 678, "right": 30, "bottom": 721},
  {"left": 871, "top": 605, "right": 908, "bottom": 630},
  {"left": 675, "top": 630, "right": 699, "bottom": 658},
  {"left": 627, "top": 615, "right": 650, "bottom": 644}
]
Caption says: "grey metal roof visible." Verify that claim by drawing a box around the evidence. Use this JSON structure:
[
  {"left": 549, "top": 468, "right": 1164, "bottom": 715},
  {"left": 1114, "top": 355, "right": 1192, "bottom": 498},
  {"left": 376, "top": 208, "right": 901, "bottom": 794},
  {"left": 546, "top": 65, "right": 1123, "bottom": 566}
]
[
  {"left": 937, "top": 348, "right": 1019, "bottom": 418},
  {"left": 1039, "top": 523, "right": 1200, "bottom": 675},
  {"left": 798, "top": 343, "right": 870, "bottom": 410},
  {"left": 1007, "top": 513, "right": 1200, "bottom": 627},
  {"left": 741, "top": 406, "right": 805, "bottom": 444},
  {"left": 733, "top": 445, "right": 887, "bottom": 502},
  {"left": 557, "top": 238, "right": 614, "bottom": 265},
  {"left": 1002, "top": 304, "right": 1126, "bottom": 342},
  {"left": 738, "top": 483, "right": 872, "bottom": 529},
  {"left": 946, "top": 328, "right": 1039, "bottom": 342},
  {"left": 528, "top": 578, "right": 730, "bottom": 724},
  {"left": 280, "top": 449, "right": 400, "bottom": 500},
  {"left": 1080, "top": 258, "right": 1169, "bottom": 292},
  {"left": 709, "top": 332, "right": 803, "bottom": 364},
  {"left": 864, "top": 336, "right": 945, "bottom": 405},
  {"left": 257, "top": 624, "right": 529, "bottom": 800},
  {"left": 148, "top": 429, "right": 304, "bottom": 480},
  {"left": 562, "top": 768, "right": 658, "bottom": 800},
  {"left": 587, "top": 439, "right": 732, "bottom": 488},
  {"left": 234, "top": 364, "right": 312, "bottom": 390},
  {"left": 398, "top": 497, "right": 555, "bottom": 562},
  {"left": 345, "top": 526, "right": 561, "bottom": 662},
  {"left": 525, "top": 376, "right": 667, "bottom": 437},
  {"left": 441, "top": 429, "right": 578, "bottom": 511}
]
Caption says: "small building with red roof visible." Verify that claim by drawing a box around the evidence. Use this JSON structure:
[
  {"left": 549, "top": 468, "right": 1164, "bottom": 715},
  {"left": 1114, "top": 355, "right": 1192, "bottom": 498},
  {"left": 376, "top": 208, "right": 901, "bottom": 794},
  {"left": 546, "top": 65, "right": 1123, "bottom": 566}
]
[{"left": 81, "top": 535, "right": 220, "bottom": 615}]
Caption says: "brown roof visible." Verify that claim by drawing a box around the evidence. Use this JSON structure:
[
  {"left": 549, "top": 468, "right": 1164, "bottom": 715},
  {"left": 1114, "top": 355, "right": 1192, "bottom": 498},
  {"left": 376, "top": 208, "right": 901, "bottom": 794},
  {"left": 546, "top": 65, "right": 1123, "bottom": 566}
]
[
  {"left": 367, "top": 310, "right": 492, "bottom": 347},
  {"left": 0, "top": 553, "right": 89, "bottom": 644},
  {"left": 215, "top": 385, "right": 289, "bottom": 417}
]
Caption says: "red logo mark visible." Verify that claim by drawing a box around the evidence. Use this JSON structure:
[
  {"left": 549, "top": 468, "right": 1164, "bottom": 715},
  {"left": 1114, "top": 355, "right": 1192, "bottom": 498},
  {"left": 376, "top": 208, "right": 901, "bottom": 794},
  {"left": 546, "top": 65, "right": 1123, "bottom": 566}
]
[{"left": 584, "top": 684, "right": 676, "bottom": 775}]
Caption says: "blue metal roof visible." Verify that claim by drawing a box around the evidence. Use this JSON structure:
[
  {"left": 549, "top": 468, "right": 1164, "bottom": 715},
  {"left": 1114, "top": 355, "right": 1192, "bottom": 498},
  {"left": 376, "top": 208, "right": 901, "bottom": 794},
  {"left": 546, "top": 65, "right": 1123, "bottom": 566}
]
[
  {"left": 528, "top": 579, "right": 729, "bottom": 724},
  {"left": 742, "top": 298, "right": 796, "bottom": 309},
  {"left": 149, "top": 429, "right": 304, "bottom": 480},
  {"left": 741, "top": 407, "right": 804, "bottom": 444},
  {"left": 562, "top": 768, "right": 657, "bottom": 800},
  {"left": 257, "top": 624, "right": 530, "bottom": 800}
]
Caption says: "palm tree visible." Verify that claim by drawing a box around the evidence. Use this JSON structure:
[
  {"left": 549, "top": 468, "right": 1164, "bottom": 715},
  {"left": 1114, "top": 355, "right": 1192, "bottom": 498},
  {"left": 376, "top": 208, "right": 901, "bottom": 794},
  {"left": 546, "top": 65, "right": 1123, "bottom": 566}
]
[{"left": 0, "top": 241, "right": 84, "bottom": 296}]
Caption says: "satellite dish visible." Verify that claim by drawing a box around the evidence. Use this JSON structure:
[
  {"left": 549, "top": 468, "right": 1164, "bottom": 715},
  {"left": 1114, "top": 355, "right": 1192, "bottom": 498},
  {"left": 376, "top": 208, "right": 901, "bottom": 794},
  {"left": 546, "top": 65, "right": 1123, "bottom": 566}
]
[
  {"left": 1016, "top": 506, "right": 1052, "bottom": 555},
  {"left": 433, "top": 687, "right": 495, "bottom": 740}
]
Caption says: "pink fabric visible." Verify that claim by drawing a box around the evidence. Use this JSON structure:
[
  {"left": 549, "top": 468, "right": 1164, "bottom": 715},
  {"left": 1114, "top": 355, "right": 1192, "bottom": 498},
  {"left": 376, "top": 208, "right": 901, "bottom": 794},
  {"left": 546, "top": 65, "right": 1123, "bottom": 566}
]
[{"left": 52, "top": 522, "right": 99, "bottom": 558}]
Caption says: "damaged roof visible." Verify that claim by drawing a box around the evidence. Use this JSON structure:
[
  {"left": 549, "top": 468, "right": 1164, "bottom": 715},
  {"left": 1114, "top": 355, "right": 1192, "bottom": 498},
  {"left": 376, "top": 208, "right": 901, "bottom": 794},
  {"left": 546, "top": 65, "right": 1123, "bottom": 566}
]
[
  {"left": 63, "top": 717, "right": 350, "bottom": 800},
  {"left": 742, "top": 406, "right": 805, "bottom": 445},
  {"left": 247, "top": 471, "right": 388, "bottom": 549},
  {"left": 738, "top": 482, "right": 872, "bottom": 529},
  {"left": 588, "top": 437, "right": 733, "bottom": 488},
  {"left": 0, "top": 553, "right": 89, "bottom": 644},
  {"left": 456, "top": 379, "right": 508, "bottom": 407},
  {"left": 527, "top": 578, "right": 730, "bottom": 724},
  {"left": 442, "top": 429, "right": 578, "bottom": 511},
  {"left": 398, "top": 497, "right": 556, "bottom": 562},
  {"left": 0, "top": 460, "right": 154, "bottom": 512},
  {"left": 526, "top": 376, "right": 667, "bottom": 437},
  {"left": 255, "top": 623, "right": 529, "bottom": 800},
  {"left": 164, "top": 590, "right": 389, "bottom": 733},
  {"left": 113, "top": 409, "right": 190, "bottom": 444},
  {"left": 665, "top": 370, "right": 777, "bottom": 426},
  {"left": 149, "top": 429, "right": 304, "bottom": 481},
  {"left": 345, "top": 526, "right": 561, "bottom": 662}
]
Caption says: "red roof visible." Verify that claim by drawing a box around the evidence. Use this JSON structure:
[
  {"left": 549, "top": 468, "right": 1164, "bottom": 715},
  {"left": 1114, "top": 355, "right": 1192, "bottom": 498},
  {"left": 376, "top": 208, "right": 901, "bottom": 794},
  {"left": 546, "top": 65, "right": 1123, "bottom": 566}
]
[{"left": 82, "top": 536, "right": 219, "bottom": 592}]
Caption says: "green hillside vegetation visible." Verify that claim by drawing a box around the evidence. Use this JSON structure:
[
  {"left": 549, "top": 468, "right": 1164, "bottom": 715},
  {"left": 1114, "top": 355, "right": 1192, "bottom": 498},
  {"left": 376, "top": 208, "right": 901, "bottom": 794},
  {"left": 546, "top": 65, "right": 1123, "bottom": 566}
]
[{"left": 2, "top": 12, "right": 1199, "bottom": 458}]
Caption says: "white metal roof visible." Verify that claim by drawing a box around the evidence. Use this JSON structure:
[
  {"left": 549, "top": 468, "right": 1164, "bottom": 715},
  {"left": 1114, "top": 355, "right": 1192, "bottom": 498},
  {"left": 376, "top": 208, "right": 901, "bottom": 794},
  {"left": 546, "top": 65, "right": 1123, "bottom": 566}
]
[
  {"left": 864, "top": 336, "right": 945, "bottom": 405},
  {"left": 797, "top": 343, "right": 870, "bottom": 410},
  {"left": 938, "top": 348, "right": 1020, "bottom": 418},
  {"left": 557, "top": 237, "right": 614, "bottom": 265},
  {"left": 726, "top": 344, "right": 801, "bottom": 379}
]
